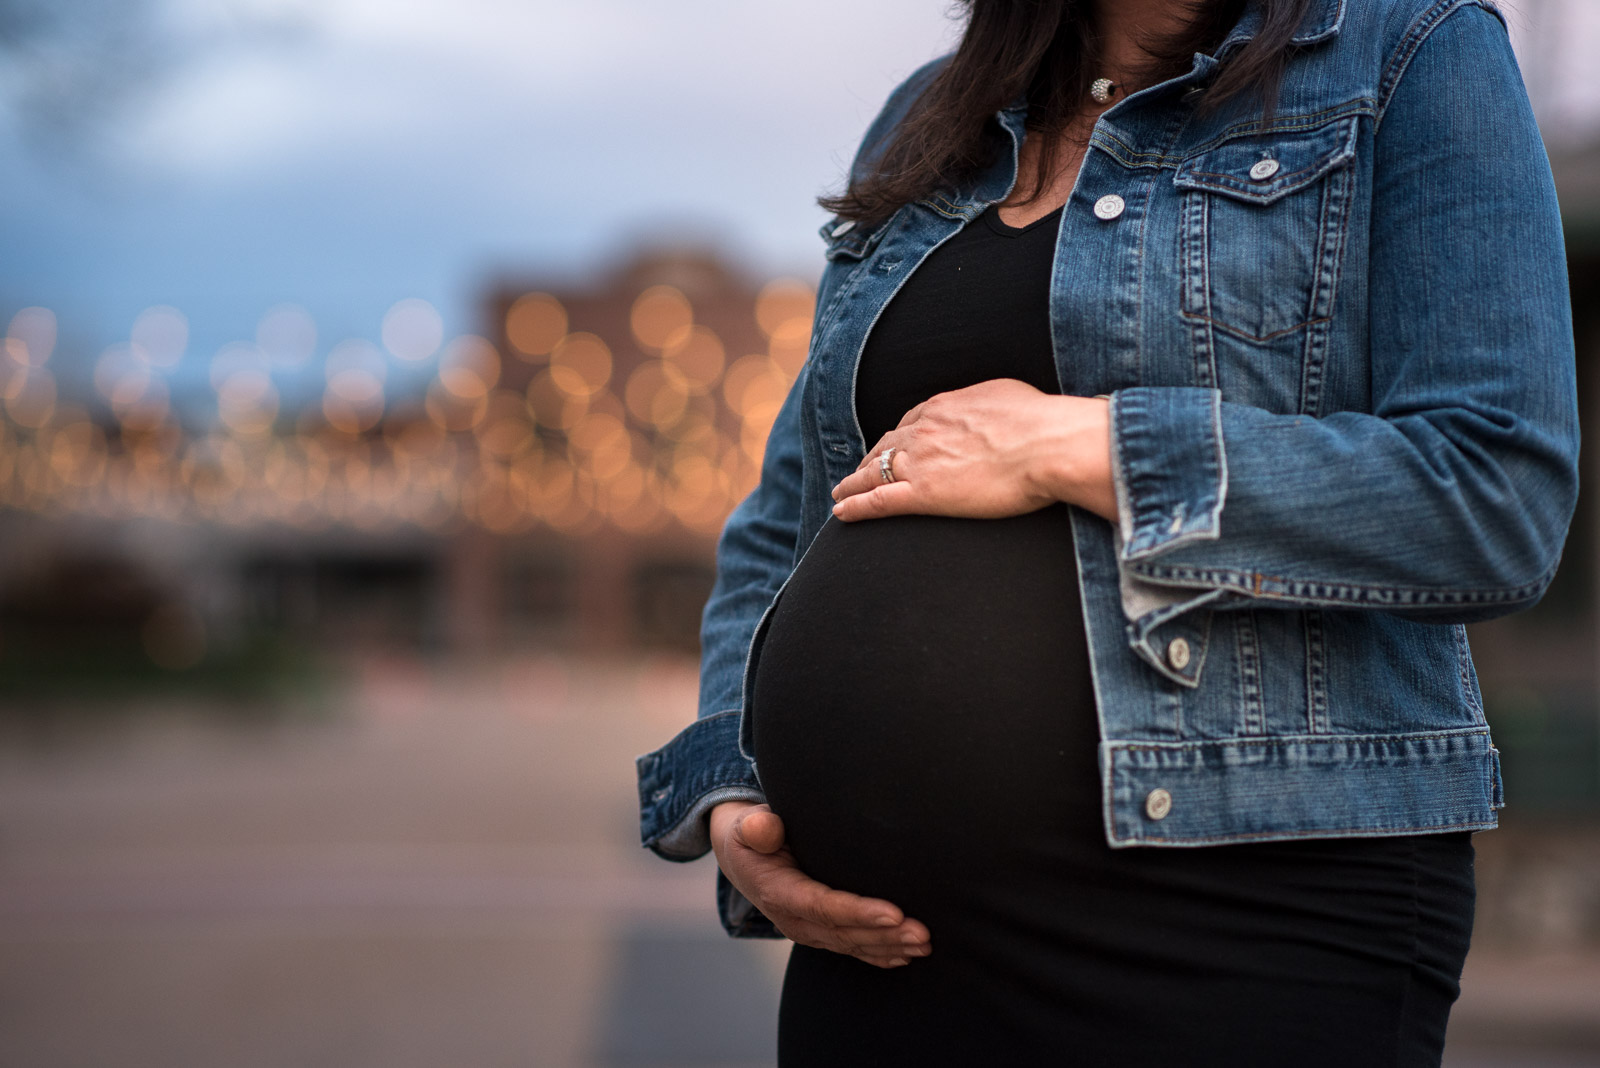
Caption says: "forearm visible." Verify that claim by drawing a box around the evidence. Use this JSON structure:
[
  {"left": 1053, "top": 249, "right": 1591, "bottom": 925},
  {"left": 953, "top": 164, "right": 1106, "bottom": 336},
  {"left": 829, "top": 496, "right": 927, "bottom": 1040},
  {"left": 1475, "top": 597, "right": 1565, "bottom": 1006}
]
[
  {"left": 1030, "top": 394, "right": 1117, "bottom": 523},
  {"left": 1109, "top": 387, "right": 1578, "bottom": 622}
]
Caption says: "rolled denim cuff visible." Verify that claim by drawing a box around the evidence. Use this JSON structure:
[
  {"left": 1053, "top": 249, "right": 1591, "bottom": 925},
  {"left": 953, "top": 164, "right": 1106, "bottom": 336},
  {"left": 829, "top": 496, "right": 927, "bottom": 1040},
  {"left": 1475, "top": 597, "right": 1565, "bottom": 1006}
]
[
  {"left": 1110, "top": 386, "right": 1227, "bottom": 561},
  {"left": 717, "top": 869, "right": 782, "bottom": 939},
  {"left": 637, "top": 708, "right": 765, "bottom": 860}
]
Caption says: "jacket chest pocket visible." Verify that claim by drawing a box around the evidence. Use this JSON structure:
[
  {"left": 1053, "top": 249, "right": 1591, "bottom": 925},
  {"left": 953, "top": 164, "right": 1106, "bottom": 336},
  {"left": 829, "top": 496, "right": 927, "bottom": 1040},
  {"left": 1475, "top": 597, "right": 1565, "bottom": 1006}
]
[{"left": 1174, "top": 115, "right": 1358, "bottom": 345}]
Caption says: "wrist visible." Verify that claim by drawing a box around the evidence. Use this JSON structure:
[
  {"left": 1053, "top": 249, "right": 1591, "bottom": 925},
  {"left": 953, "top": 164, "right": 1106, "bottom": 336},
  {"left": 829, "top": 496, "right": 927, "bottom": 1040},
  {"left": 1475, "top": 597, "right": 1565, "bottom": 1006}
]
[{"left": 1031, "top": 395, "right": 1116, "bottom": 521}]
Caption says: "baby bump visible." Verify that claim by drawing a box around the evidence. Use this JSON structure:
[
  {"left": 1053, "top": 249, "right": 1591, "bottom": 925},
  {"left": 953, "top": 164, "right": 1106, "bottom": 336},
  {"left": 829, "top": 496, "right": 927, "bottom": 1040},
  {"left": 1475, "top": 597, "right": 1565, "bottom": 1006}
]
[{"left": 748, "top": 507, "right": 1102, "bottom": 913}]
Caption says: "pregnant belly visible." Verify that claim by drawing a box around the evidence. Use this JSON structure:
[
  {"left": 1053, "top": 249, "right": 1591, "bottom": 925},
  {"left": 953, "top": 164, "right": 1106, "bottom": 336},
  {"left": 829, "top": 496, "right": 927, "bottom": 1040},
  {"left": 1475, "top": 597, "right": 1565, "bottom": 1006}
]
[{"left": 748, "top": 505, "right": 1101, "bottom": 913}]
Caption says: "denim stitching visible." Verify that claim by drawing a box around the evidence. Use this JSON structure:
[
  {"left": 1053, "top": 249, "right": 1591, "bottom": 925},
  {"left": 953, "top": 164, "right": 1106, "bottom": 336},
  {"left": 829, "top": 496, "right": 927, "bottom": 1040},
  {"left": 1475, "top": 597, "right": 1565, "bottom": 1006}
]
[
  {"left": 1304, "top": 609, "right": 1329, "bottom": 733},
  {"left": 1235, "top": 610, "right": 1264, "bottom": 735},
  {"left": 1128, "top": 554, "right": 1562, "bottom": 607},
  {"left": 1377, "top": 0, "right": 1499, "bottom": 129},
  {"left": 1114, "top": 818, "right": 1498, "bottom": 847},
  {"left": 1113, "top": 726, "right": 1491, "bottom": 750}
]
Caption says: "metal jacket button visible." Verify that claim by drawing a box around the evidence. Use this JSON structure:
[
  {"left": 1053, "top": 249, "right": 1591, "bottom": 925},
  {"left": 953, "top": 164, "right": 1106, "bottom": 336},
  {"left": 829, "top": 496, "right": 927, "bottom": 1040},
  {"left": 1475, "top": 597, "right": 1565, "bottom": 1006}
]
[
  {"left": 1145, "top": 788, "right": 1173, "bottom": 820},
  {"left": 1166, "top": 636, "right": 1192, "bottom": 670},
  {"left": 1248, "top": 158, "right": 1280, "bottom": 181},
  {"left": 1093, "top": 194, "right": 1125, "bottom": 220}
]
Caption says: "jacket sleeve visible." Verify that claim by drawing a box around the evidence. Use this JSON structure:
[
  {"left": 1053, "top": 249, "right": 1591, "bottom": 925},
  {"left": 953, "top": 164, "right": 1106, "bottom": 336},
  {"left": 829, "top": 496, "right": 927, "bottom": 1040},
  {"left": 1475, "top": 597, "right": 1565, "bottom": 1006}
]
[
  {"left": 634, "top": 53, "right": 956, "bottom": 938},
  {"left": 633, "top": 358, "right": 808, "bottom": 937},
  {"left": 1109, "top": 1, "right": 1580, "bottom": 629},
  {"left": 633, "top": 361, "right": 806, "bottom": 856}
]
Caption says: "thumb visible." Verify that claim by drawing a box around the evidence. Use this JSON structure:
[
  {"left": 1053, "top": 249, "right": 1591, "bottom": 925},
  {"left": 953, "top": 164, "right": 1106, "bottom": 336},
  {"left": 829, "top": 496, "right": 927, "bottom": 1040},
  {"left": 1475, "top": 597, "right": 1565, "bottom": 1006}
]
[{"left": 735, "top": 808, "right": 786, "bottom": 854}]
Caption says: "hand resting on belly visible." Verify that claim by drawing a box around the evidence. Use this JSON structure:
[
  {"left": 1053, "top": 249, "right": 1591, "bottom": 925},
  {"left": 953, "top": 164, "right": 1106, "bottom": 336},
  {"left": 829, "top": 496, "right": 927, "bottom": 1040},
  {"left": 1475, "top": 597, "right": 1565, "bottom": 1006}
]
[{"left": 710, "top": 800, "right": 933, "bottom": 968}]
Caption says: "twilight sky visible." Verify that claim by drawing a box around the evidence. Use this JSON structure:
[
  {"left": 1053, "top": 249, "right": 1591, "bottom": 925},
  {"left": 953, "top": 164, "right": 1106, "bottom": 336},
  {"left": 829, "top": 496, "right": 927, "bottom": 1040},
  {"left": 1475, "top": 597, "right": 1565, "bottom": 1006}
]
[{"left": 1, "top": 0, "right": 1594, "bottom": 399}]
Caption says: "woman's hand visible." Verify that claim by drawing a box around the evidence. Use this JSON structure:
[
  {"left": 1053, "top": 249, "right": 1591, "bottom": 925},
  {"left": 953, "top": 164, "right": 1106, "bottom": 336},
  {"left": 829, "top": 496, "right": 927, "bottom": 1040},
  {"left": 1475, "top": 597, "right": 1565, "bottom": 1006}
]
[
  {"left": 830, "top": 378, "right": 1117, "bottom": 523},
  {"left": 709, "top": 800, "right": 932, "bottom": 968}
]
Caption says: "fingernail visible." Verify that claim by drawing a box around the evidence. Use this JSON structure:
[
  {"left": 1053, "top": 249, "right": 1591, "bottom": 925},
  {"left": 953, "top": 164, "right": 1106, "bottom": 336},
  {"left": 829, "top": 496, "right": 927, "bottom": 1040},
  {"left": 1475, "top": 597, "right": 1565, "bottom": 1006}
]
[
  {"left": 890, "top": 958, "right": 909, "bottom": 967},
  {"left": 876, "top": 915, "right": 898, "bottom": 928},
  {"left": 832, "top": 502, "right": 843, "bottom": 515},
  {"left": 907, "top": 945, "right": 930, "bottom": 957},
  {"left": 900, "top": 932, "right": 922, "bottom": 944}
]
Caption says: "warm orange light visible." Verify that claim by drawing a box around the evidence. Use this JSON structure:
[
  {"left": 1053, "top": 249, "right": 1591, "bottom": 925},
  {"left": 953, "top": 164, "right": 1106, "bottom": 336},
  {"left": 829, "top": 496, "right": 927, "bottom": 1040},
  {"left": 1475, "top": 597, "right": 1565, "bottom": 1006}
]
[
  {"left": 219, "top": 370, "right": 281, "bottom": 436},
  {"left": 476, "top": 390, "right": 536, "bottom": 459},
  {"left": 5, "top": 367, "right": 56, "bottom": 428},
  {"left": 46, "top": 418, "right": 107, "bottom": 488},
  {"left": 324, "top": 392, "right": 382, "bottom": 434},
  {"left": 549, "top": 332, "right": 612, "bottom": 396},
  {"left": 755, "top": 278, "right": 815, "bottom": 337},
  {"left": 424, "top": 378, "right": 487, "bottom": 432},
  {"left": 506, "top": 293, "right": 568, "bottom": 359},
  {"left": 115, "top": 378, "right": 171, "bottom": 432},
  {"left": 442, "top": 334, "right": 501, "bottom": 390},
  {"left": 722, "top": 354, "right": 790, "bottom": 416},
  {"left": 661, "top": 324, "right": 725, "bottom": 392},
  {"left": 767, "top": 317, "right": 812, "bottom": 377},
  {"left": 630, "top": 285, "right": 692, "bottom": 351},
  {"left": 525, "top": 369, "right": 586, "bottom": 430},
  {"left": 625, "top": 360, "right": 690, "bottom": 430}
]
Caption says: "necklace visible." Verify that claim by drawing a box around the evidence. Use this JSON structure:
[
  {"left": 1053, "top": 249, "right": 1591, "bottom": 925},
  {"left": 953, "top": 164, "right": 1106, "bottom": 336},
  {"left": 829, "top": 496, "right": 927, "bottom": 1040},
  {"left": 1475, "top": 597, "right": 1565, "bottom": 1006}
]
[{"left": 1090, "top": 77, "right": 1117, "bottom": 104}]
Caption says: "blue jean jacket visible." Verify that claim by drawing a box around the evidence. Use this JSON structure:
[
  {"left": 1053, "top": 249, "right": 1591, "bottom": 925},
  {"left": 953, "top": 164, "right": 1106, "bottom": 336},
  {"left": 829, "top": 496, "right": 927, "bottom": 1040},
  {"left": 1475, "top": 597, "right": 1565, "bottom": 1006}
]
[{"left": 636, "top": 0, "right": 1581, "bottom": 937}]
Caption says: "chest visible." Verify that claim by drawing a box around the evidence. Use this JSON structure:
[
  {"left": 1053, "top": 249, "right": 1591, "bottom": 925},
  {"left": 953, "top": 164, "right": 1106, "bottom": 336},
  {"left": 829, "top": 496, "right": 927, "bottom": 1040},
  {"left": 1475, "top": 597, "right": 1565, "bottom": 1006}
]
[{"left": 807, "top": 96, "right": 1374, "bottom": 477}]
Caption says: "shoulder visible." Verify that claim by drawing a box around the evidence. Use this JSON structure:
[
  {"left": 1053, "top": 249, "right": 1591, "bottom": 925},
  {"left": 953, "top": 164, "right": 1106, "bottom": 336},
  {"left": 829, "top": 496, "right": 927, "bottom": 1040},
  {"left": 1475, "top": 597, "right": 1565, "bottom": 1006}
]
[
  {"left": 1334, "top": 0, "right": 1506, "bottom": 44},
  {"left": 846, "top": 52, "right": 954, "bottom": 184},
  {"left": 1299, "top": 0, "right": 1512, "bottom": 120},
  {"left": 1357, "top": 0, "right": 1516, "bottom": 122}
]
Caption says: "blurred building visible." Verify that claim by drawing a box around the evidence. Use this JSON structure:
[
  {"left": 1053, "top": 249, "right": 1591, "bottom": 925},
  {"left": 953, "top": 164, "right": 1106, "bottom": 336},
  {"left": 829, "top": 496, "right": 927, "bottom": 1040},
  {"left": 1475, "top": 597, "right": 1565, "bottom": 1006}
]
[{"left": 0, "top": 249, "right": 815, "bottom": 666}]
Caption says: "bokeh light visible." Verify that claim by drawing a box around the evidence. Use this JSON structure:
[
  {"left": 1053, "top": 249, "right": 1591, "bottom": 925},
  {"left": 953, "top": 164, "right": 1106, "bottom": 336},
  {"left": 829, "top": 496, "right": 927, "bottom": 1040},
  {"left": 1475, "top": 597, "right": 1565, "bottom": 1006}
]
[
  {"left": 549, "top": 332, "right": 612, "bottom": 396},
  {"left": 0, "top": 271, "right": 811, "bottom": 536},
  {"left": 131, "top": 306, "right": 189, "bottom": 369},
  {"left": 382, "top": 298, "right": 444, "bottom": 361},
  {"left": 629, "top": 286, "right": 692, "bottom": 351},
  {"left": 6, "top": 307, "right": 56, "bottom": 367},
  {"left": 506, "top": 293, "right": 568, "bottom": 359}
]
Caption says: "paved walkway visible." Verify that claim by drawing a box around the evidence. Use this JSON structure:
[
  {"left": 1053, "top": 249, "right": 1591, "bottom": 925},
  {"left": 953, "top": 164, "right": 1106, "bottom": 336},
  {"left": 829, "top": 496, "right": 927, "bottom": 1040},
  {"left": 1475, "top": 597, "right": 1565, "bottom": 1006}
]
[{"left": 0, "top": 653, "right": 1593, "bottom": 1066}]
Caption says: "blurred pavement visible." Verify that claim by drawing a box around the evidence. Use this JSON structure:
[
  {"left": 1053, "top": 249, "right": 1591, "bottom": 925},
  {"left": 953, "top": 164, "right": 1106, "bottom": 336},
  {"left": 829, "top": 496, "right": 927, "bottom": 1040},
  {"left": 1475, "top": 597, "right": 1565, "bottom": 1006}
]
[{"left": 0, "top": 654, "right": 1595, "bottom": 1067}]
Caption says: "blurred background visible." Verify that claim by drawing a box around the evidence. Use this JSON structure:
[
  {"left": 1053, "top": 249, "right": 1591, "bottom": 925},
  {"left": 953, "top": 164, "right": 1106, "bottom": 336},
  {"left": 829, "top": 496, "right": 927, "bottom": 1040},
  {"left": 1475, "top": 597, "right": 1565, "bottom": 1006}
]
[{"left": 0, "top": 1, "right": 1597, "bottom": 1065}]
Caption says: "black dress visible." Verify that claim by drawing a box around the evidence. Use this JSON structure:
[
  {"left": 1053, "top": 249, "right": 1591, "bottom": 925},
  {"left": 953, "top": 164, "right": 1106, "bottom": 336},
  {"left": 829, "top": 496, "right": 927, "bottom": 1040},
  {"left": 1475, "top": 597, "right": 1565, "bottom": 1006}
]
[{"left": 748, "top": 204, "right": 1475, "bottom": 1067}]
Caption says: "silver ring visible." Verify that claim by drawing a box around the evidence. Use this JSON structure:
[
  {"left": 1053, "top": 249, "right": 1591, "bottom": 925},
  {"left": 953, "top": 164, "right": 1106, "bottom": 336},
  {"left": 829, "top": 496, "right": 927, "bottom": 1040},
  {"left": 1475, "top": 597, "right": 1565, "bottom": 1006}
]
[{"left": 877, "top": 446, "right": 898, "bottom": 484}]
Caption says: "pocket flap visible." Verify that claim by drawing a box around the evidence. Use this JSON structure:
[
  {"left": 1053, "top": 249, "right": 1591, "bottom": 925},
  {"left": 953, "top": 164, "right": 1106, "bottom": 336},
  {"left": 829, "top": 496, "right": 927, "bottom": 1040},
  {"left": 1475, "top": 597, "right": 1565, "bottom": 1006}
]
[
  {"left": 818, "top": 214, "right": 890, "bottom": 261},
  {"left": 1173, "top": 114, "right": 1358, "bottom": 205}
]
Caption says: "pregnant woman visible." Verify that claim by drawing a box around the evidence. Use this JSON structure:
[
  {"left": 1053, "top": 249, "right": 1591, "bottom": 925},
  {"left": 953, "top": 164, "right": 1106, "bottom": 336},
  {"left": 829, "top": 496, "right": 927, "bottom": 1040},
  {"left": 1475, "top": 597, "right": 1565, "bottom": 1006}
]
[{"left": 636, "top": 0, "right": 1579, "bottom": 1063}]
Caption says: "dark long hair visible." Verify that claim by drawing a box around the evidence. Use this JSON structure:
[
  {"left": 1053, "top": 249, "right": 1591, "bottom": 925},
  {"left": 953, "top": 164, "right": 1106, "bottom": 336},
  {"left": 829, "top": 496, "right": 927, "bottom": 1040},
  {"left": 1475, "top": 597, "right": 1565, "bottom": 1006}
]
[{"left": 821, "top": 0, "right": 1315, "bottom": 223}]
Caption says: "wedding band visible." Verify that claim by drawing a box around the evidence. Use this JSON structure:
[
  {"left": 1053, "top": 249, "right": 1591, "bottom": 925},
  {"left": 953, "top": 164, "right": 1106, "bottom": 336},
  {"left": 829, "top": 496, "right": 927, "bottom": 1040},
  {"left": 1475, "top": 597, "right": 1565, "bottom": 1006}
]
[{"left": 878, "top": 447, "right": 898, "bottom": 483}]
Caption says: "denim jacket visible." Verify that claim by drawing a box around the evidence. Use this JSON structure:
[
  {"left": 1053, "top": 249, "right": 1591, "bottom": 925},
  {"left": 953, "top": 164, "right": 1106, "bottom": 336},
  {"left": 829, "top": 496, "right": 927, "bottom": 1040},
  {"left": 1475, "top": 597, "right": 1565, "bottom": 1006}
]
[{"left": 636, "top": 0, "right": 1580, "bottom": 937}]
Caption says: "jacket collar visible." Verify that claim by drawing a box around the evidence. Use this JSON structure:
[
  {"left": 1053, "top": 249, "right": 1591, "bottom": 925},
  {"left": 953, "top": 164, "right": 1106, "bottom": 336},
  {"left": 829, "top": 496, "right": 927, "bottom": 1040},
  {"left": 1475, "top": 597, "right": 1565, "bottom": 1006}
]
[
  {"left": 996, "top": 0, "right": 1345, "bottom": 116},
  {"left": 1220, "top": 0, "right": 1346, "bottom": 54},
  {"left": 973, "top": 0, "right": 1343, "bottom": 210}
]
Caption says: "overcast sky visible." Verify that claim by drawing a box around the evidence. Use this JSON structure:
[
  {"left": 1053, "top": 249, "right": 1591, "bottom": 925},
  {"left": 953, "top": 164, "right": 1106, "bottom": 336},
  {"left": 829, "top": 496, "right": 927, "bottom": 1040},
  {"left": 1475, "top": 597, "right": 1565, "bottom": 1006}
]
[{"left": 1, "top": 0, "right": 1595, "bottom": 394}]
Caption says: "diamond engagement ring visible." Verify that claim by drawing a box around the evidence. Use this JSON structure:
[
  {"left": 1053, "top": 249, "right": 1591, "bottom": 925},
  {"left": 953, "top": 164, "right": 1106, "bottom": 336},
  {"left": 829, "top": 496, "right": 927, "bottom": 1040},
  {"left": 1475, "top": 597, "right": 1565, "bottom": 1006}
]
[{"left": 878, "top": 446, "right": 898, "bottom": 483}]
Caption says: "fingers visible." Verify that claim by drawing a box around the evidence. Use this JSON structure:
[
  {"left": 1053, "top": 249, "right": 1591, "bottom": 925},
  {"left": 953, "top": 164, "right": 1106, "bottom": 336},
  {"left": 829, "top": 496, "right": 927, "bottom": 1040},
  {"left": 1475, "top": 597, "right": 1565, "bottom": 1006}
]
[
  {"left": 782, "top": 915, "right": 934, "bottom": 968},
  {"left": 732, "top": 807, "right": 786, "bottom": 854},
  {"left": 717, "top": 808, "right": 934, "bottom": 968},
  {"left": 831, "top": 463, "right": 884, "bottom": 503},
  {"left": 832, "top": 481, "right": 918, "bottom": 521}
]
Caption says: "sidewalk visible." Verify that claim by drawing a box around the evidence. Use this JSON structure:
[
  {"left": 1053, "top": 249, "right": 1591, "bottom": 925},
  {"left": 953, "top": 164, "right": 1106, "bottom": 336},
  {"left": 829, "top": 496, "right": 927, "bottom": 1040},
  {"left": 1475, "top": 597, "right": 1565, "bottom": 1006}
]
[{"left": 0, "top": 653, "right": 1594, "bottom": 1067}]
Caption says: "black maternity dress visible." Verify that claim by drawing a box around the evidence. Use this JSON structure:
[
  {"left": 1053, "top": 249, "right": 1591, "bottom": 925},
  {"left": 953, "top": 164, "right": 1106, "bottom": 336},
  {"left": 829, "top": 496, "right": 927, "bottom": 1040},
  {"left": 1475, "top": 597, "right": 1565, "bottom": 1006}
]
[{"left": 748, "top": 203, "right": 1476, "bottom": 1067}]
